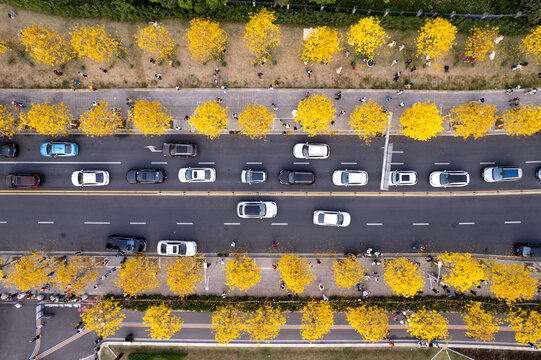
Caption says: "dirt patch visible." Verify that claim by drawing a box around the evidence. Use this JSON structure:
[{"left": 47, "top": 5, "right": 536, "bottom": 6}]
[{"left": 451, "top": 348, "right": 540, "bottom": 360}]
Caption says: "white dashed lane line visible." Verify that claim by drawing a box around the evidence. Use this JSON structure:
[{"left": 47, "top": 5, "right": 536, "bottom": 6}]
[
  {"left": 479, "top": 162, "right": 495, "bottom": 165},
  {"left": 504, "top": 221, "right": 521, "bottom": 224},
  {"left": 224, "top": 222, "right": 240, "bottom": 226},
  {"left": 246, "top": 162, "right": 262, "bottom": 165},
  {"left": 458, "top": 222, "right": 475, "bottom": 225},
  {"left": 413, "top": 223, "right": 429, "bottom": 226},
  {"left": 366, "top": 223, "right": 383, "bottom": 226},
  {"left": 176, "top": 222, "right": 193, "bottom": 225},
  {"left": 129, "top": 222, "right": 146, "bottom": 225},
  {"left": 151, "top": 161, "right": 167, "bottom": 165},
  {"left": 37, "top": 221, "right": 54, "bottom": 224},
  {"left": 340, "top": 162, "right": 357, "bottom": 165},
  {"left": 272, "top": 223, "right": 288, "bottom": 226},
  {"left": 198, "top": 162, "right": 215, "bottom": 165},
  {"left": 390, "top": 162, "right": 404, "bottom": 165},
  {"left": 434, "top": 162, "right": 450, "bottom": 165},
  {"left": 293, "top": 162, "right": 310, "bottom": 165},
  {"left": 84, "top": 221, "right": 110, "bottom": 225},
  {"left": 392, "top": 150, "right": 404, "bottom": 154},
  {"left": 0, "top": 221, "right": 6, "bottom": 224},
  {"left": 525, "top": 160, "right": 541, "bottom": 164}
]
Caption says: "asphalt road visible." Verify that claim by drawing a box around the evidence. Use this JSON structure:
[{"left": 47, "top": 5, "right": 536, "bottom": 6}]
[{"left": 1, "top": 134, "right": 541, "bottom": 255}]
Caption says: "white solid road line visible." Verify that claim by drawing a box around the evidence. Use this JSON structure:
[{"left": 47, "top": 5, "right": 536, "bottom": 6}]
[
  {"left": 130, "top": 222, "right": 146, "bottom": 225},
  {"left": 479, "top": 161, "right": 495, "bottom": 165},
  {"left": 340, "top": 162, "right": 357, "bottom": 165},
  {"left": 434, "top": 162, "right": 450, "bottom": 165},
  {"left": 504, "top": 221, "right": 522, "bottom": 224},
  {"left": 198, "top": 162, "right": 215, "bottom": 165},
  {"left": 224, "top": 222, "right": 240, "bottom": 226},
  {"left": 0, "top": 161, "right": 121, "bottom": 164},
  {"left": 176, "top": 222, "right": 193, "bottom": 225},
  {"left": 293, "top": 162, "right": 310, "bottom": 165},
  {"left": 366, "top": 223, "right": 383, "bottom": 226},
  {"left": 458, "top": 222, "right": 475, "bottom": 225},
  {"left": 413, "top": 223, "right": 429, "bottom": 226},
  {"left": 525, "top": 160, "right": 541, "bottom": 164},
  {"left": 151, "top": 161, "right": 167, "bottom": 165},
  {"left": 272, "top": 223, "right": 288, "bottom": 226},
  {"left": 38, "top": 221, "right": 54, "bottom": 224},
  {"left": 84, "top": 221, "right": 110, "bottom": 225},
  {"left": 246, "top": 162, "right": 262, "bottom": 165}
]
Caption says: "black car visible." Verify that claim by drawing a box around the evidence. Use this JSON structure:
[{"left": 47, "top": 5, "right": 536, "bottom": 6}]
[
  {"left": 5, "top": 173, "right": 41, "bottom": 188},
  {"left": 162, "top": 143, "right": 198, "bottom": 158},
  {"left": 0, "top": 144, "right": 17, "bottom": 158},
  {"left": 126, "top": 169, "right": 165, "bottom": 184},
  {"left": 514, "top": 243, "right": 541, "bottom": 258},
  {"left": 106, "top": 236, "right": 147, "bottom": 253},
  {"left": 278, "top": 170, "right": 316, "bottom": 185}
]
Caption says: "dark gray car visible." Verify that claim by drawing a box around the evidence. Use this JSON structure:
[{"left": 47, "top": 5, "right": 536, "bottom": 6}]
[
  {"left": 162, "top": 143, "right": 198, "bottom": 158},
  {"left": 514, "top": 243, "right": 541, "bottom": 258},
  {"left": 106, "top": 236, "right": 147, "bottom": 253},
  {"left": 278, "top": 170, "right": 315, "bottom": 185},
  {"left": 126, "top": 169, "right": 165, "bottom": 184}
]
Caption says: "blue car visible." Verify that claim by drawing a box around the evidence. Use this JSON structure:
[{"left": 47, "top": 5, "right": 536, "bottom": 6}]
[{"left": 40, "top": 142, "right": 79, "bottom": 157}]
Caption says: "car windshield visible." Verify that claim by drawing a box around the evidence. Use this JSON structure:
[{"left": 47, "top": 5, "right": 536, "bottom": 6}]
[
  {"left": 245, "top": 204, "right": 264, "bottom": 216},
  {"left": 177, "top": 243, "right": 186, "bottom": 254},
  {"left": 47, "top": 144, "right": 53, "bottom": 153},
  {"left": 492, "top": 168, "right": 504, "bottom": 180},
  {"left": 185, "top": 170, "right": 192, "bottom": 180},
  {"left": 523, "top": 246, "right": 531, "bottom": 257},
  {"left": 78, "top": 173, "right": 84, "bottom": 183},
  {"left": 203, "top": 170, "right": 211, "bottom": 179},
  {"left": 439, "top": 173, "right": 450, "bottom": 185},
  {"left": 318, "top": 213, "right": 326, "bottom": 223},
  {"left": 336, "top": 214, "right": 344, "bottom": 225},
  {"left": 341, "top": 172, "right": 349, "bottom": 184},
  {"left": 302, "top": 145, "right": 309, "bottom": 157}
]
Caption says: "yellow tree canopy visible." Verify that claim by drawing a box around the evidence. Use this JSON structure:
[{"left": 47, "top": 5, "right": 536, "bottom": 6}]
[
  {"left": 165, "top": 256, "right": 204, "bottom": 297},
  {"left": 346, "top": 305, "right": 389, "bottom": 342},
  {"left": 0, "top": 105, "right": 17, "bottom": 137},
  {"left": 333, "top": 255, "right": 366, "bottom": 288},
  {"left": 134, "top": 23, "right": 175, "bottom": 61},
  {"left": 347, "top": 17, "right": 389, "bottom": 59},
  {"left": 416, "top": 18, "right": 457, "bottom": 62},
  {"left": 184, "top": 18, "right": 228, "bottom": 64},
  {"left": 465, "top": 25, "right": 500, "bottom": 62},
  {"left": 130, "top": 100, "right": 171, "bottom": 135},
  {"left": 349, "top": 100, "right": 388, "bottom": 140},
  {"left": 244, "top": 304, "right": 286, "bottom": 344},
  {"left": 296, "top": 94, "right": 335, "bottom": 135},
  {"left": 400, "top": 101, "right": 443, "bottom": 141},
  {"left": 407, "top": 310, "right": 449, "bottom": 342},
  {"left": 451, "top": 102, "right": 498, "bottom": 139},
  {"left": 384, "top": 257, "right": 424, "bottom": 297},
  {"left": 300, "top": 301, "right": 334, "bottom": 342},
  {"left": 189, "top": 101, "right": 228, "bottom": 139},
  {"left": 211, "top": 305, "right": 245, "bottom": 345},
  {"left": 224, "top": 253, "right": 262, "bottom": 291},
  {"left": 277, "top": 254, "right": 315, "bottom": 294},
  {"left": 488, "top": 260, "right": 538, "bottom": 302},
  {"left": 81, "top": 300, "right": 125, "bottom": 338},
  {"left": 142, "top": 304, "right": 183, "bottom": 340},
  {"left": 115, "top": 255, "right": 160, "bottom": 296},
  {"left": 238, "top": 102, "right": 274, "bottom": 139},
  {"left": 3, "top": 251, "right": 52, "bottom": 292},
  {"left": 463, "top": 302, "right": 501, "bottom": 342},
  {"left": 438, "top": 252, "right": 487, "bottom": 292},
  {"left": 20, "top": 101, "right": 72, "bottom": 135},
  {"left": 300, "top": 26, "right": 343, "bottom": 64},
  {"left": 79, "top": 101, "right": 122, "bottom": 136},
  {"left": 54, "top": 256, "right": 99, "bottom": 295},
  {"left": 502, "top": 105, "right": 541, "bottom": 136},
  {"left": 243, "top": 8, "right": 280, "bottom": 65},
  {"left": 18, "top": 24, "right": 73, "bottom": 66},
  {"left": 0, "top": 40, "right": 9, "bottom": 54},
  {"left": 70, "top": 24, "right": 119, "bottom": 63},
  {"left": 520, "top": 25, "right": 541, "bottom": 64},
  {"left": 509, "top": 309, "right": 541, "bottom": 346}
]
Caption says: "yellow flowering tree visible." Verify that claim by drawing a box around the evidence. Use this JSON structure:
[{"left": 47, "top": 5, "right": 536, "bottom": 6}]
[
  {"left": 142, "top": 304, "right": 183, "bottom": 340},
  {"left": 115, "top": 255, "right": 160, "bottom": 296},
  {"left": 277, "top": 254, "right": 315, "bottom": 294},
  {"left": 184, "top": 18, "right": 228, "bottom": 63},
  {"left": 129, "top": 100, "right": 171, "bottom": 135},
  {"left": 0, "top": 105, "right": 17, "bottom": 137},
  {"left": 134, "top": 23, "right": 175, "bottom": 62},
  {"left": 296, "top": 94, "right": 335, "bottom": 135},
  {"left": 70, "top": 24, "right": 119, "bottom": 63},
  {"left": 224, "top": 254, "right": 262, "bottom": 291},
  {"left": 79, "top": 101, "right": 122, "bottom": 136},
  {"left": 438, "top": 252, "right": 487, "bottom": 291},
  {"left": 465, "top": 25, "right": 500, "bottom": 62},
  {"left": 333, "top": 255, "right": 365, "bottom": 288},
  {"left": 520, "top": 25, "right": 541, "bottom": 64},
  {"left": 488, "top": 260, "right": 538, "bottom": 302},
  {"left": 20, "top": 101, "right": 72, "bottom": 135},
  {"left": 349, "top": 100, "right": 388, "bottom": 140},
  {"left": 300, "top": 301, "right": 334, "bottom": 342},
  {"left": 463, "top": 302, "right": 501, "bottom": 342},
  {"left": 190, "top": 101, "right": 228, "bottom": 139},
  {"left": 407, "top": 310, "right": 449, "bottom": 341},
  {"left": 165, "top": 256, "right": 204, "bottom": 297},
  {"left": 509, "top": 309, "right": 541, "bottom": 346},
  {"left": 245, "top": 304, "right": 286, "bottom": 344},
  {"left": 300, "top": 26, "right": 343, "bottom": 64},
  {"left": 54, "top": 256, "right": 99, "bottom": 295},
  {"left": 416, "top": 18, "right": 457, "bottom": 63},
  {"left": 347, "top": 17, "right": 388, "bottom": 59},
  {"left": 80, "top": 300, "right": 125, "bottom": 338},
  {"left": 451, "top": 102, "right": 498, "bottom": 139},
  {"left": 238, "top": 102, "right": 274, "bottom": 139},
  {"left": 346, "top": 305, "right": 389, "bottom": 342},
  {"left": 3, "top": 252, "right": 52, "bottom": 292},
  {"left": 211, "top": 305, "right": 245, "bottom": 345},
  {"left": 0, "top": 39, "right": 9, "bottom": 54},
  {"left": 243, "top": 8, "right": 280, "bottom": 65},
  {"left": 18, "top": 24, "right": 73, "bottom": 66},
  {"left": 384, "top": 257, "right": 424, "bottom": 297},
  {"left": 502, "top": 105, "right": 541, "bottom": 136},
  {"left": 400, "top": 101, "right": 443, "bottom": 141}
]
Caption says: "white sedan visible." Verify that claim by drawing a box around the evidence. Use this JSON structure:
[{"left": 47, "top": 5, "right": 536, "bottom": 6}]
[
  {"left": 313, "top": 210, "right": 351, "bottom": 227},
  {"left": 293, "top": 143, "right": 330, "bottom": 159},
  {"left": 332, "top": 170, "right": 368, "bottom": 186},
  {"left": 71, "top": 170, "right": 109, "bottom": 187},
  {"left": 237, "top": 201, "right": 277, "bottom": 219},
  {"left": 157, "top": 240, "right": 197, "bottom": 256},
  {"left": 178, "top": 167, "right": 216, "bottom": 183},
  {"left": 429, "top": 171, "right": 470, "bottom": 188}
]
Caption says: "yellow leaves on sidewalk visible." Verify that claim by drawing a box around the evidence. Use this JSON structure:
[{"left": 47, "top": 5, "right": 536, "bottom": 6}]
[
  {"left": 520, "top": 25, "right": 541, "bottom": 64},
  {"left": 346, "top": 305, "right": 389, "bottom": 342},
  {"left": 296, "top": 94, "right": 336, "bottom": 135},
  {"left": 349, "top": 99, "right": 388, "bottom": 140},
  {"left": 184, "top": 18, "right": 228, "bottom": 64},
  {"left": 277, "top": 254, "right": 315, "bottom": 294},
  {"left": 115, "top": 255, "right": 160, "bottom": 296},
  {"left": 190, "top": 100, "right": 228, "bottom": 139},
  {"left": 502, "top": 105, "right": 541, "bottom": 136},
  {"left": 20, "top": 101, "right": 72, "bottom": 135},
  {"left": 300, "top": 26, "right": 343, "bottom": 65},
  {"left": 81, "top": 300, "right": 125, "bottom": 338},
  {"left": 407, "top": 310, "right": 449, "bottom": 342},
  {"left": 165, "top": 255, "right": 204, "bottom": 297},
  {"left": 463, "top": 302, "right": 501, "bottom": 341},
  {"left": 244, "top": 304, "right": 286, "bottom": 344},
  {"left": 300, "top": 300, "right": 334, "bottom": 342},
  {"left": 54, "top": 256, "right": 99, "bottom": 296},
  {"left": 142, "top": 304, "right": 183, "bottom": 340},
  {"left": 332, "top": 255, "right": 366, "bottom": 289},
  {"left": 3, "top": 251, "right": 51, "bottom": 292},
  {"left": 438, "top": 252, "right": 487, "bottom": 292},
  {"left": 79, "top": 101, "right": 122, "bottom": 136},
  {"left": 18, "top": 24, "right": 73, "bottom": 66},
  {"left": 224, "top": 253, "right": 262, "bottom": 291},
  {"left": 211, "top": 305, "right": 245, "bottom": 344},
  {"left": 509, "top": 309, "right": 541, "bottom": 346},
  {"left": 451, "top": 102, "right": 498, "bottom": 139},
  {"left": 134, "top": 23, "right": 175, "bottom": 62},
  {"left": 400, "top": 101, "right": 443, "bottom": 141},
  {"left": 465, "top": 26, "right": 500, "bottom": 63},
  {"left": 0, "top": 104, "right": 17, "bottom": 137},
  {"left": 70, "top": 24, "right": 119, "bottom": 63},
  {"left": 487, "top": 260, "right": 538, "bottom": 302},
  {"left": 238, "top": 102, "right": 274, "bottom": 139},
  {"left": 129, "top": 99, "right": 172, "bottom": 135},
  {"left": 347, "top": 17, "right": 389, "bottom": 59},
  {"left": 384, "top": 257, "right": 424, "bottom": 297},
  {"left": 244, "top": 8, "right": 280, "bottom": 65},
  {"left": 416, "top": 18, "right": 457, "bottom": 64}
]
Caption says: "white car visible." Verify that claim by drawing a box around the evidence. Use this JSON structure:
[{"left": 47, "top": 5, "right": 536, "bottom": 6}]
[
  {"left": 482, "top": 166, "right": 522, "bottom": 182},
  {"left": 313, "top": 210, "right": 351, "bottom": 227},
  {"left": 237, "top": 201, "right": 277, "bottom": 219},
  {"left": 429, "top": 171, "right": 470, "bottom": 188},
  {"left": 157, "top": 240, "right": 197, "bottom": 256},
  {"left": 178, "top": 167, "right": 216, "bottom": 183},
  {"left": 293, "top": 143, "right": 330, "bottom": 159},
  {"left": 332, "top": 170, "right": 368, "bottom": 186},
  {"left": 71, "top": 170, "right": 109, "bottom": 187},
  {"left": 390, "top": 170, "right": 418, "bottom": 186}
]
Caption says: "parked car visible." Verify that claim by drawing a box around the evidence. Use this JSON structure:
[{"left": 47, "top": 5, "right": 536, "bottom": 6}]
[
  {"left": 332, "top": 170, "right": 368, "bottom": 186},
  {"left": 106, "top": 236, "right": 146, "bottom": 253},
  {"left": 429, "top": 171, "right": 470, "bottom": 188},
  {"left": 241, "top": 169, "right": 267, "bottom": 184},
  {"left": 482, "top": 166, "right": 522, "bottom": 182},
  {"left": 293, "top": 143, "right": 330, "bottom": 159},
  {"left": 178, "top": 167, "right": 216, "bottom": 183},
  {"left": 390, "top": 170, "right": 418, "bottom": 186},
  {"left": 237, "top": 201, "right": 277, "bottom": 219},
  {"left": 71, "top": 170, "right": 110, "bottom": 187},
  {"left": 157, "top": 240, "right": 198, "bottom": 256},
  {"left": 40, "top": 142, "right": 78, "bottom": 157},
  {"left": 162, "top": 143, "right": 198, "bottom": 158},
  {"left": 514, "top": 243, "right": 541, "bottom": 258},
  {"left": 313, "top": 210, "right": 351, "bottom": 227},
  {"left": 0, "top": 143, "right": 17, "bottom": 158},
  {"left": 536, "top": 168, "right": 541, "bottom": 181},
  {"left": 126, "top": 169, "right": 165, "bottom": 184},
  {"left": 279, "top": 170, "right": 316, "bottom": 185},
  {"left": 5, "top": 173, "right": 41, "bottom": 188}
]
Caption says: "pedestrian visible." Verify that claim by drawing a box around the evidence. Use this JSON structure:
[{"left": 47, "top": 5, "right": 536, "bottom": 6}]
[
  {"left": 476, "top": 98, "right": 485, "bottom": 103},
  {"left": 526, "top": 88, "right": 537, "bottom": 95},
  {"left": 388, "top": 40, "right": 396, "bottom": 48},
  {"left": 272, "top": 241, "right": 279, "bottom": 247},
  {"left": 280, "top": 281, "right": 285, "bottom": 289},
  {"left": 272, "top": 103, "right": 278, "bottom": 112},
  {"left": 391, "top": 59, "right": 398, "bottom": 67},
  {"left": 339, "top": 110, "right": 346, "bottom": 116},
  {"left": 221, "top": 291, "right": 227, "bottom": 298},
  {"left": 399, "top": 102, "right": 405, "bottom": 107},
  {"left": 230, "top": 241, "right": 236, "bottom": 247},
  {"left": 150, "top": 58, "right": 156, "bottom": 65},
  {"left": 410, "top": 65, "right": 416, "bottom": 72},
  {"left": 335, "top": 91, "right": 342, "bottom": 100},
  {"left": 336, "top": 66, "right": 342, "bottom": 74},
  {"left": 305, "top": 91, "right": 310, "bottom": 99},
  {"left": 175, "top": 85, "right": 180, "bottom": 91},
  {"left": 405, "top": 59, "right": 413, "bottom": 65},
  {"left": 99, "top": 67, "right": 107, "bottom": 73},
  {"left": 257, "top": 72, "right": 263, "bottom": 80},
  {"left": 393, "top": 72, "right": 401, "bottom": 81},
  {"left": 214, "top": 79, "right": 219, "bottom": 87},
  {"left": 359, "top": 97, "right": 366, "bottom": 103},
  {"left": 316, "top": 258, "right": 321, "bottom": 264},
  {"left": 89, "top": 85, "right": 96, "bottom": 91},
  {"left": 512, "top": 63, "right": 523, "bottom": 71},
  {"left": 362, "top": 290, "right": 370, "bottom": 299},
  {"left": 221, "top": 86, "right": 228, "bottom": 94},
  {"left": 72, "top": 79, "right": 80, "bottom": 86},
  {"left": 322, "top": 294, "right": 329, "bottom": 301},
  {"left": 397, "top": 89, "right": 404, "bottom": 95},
  {"left": 514, "top": 85, "right": 522, "bottom": 90},
  {"left": 232, "top": 113, "right": 238, "bottom": 120},
  {"left": 215, "top": 68, "right": 220, "bottom": 74},
  {"left": 78, "top": 71, "right": 87, "bottom": 77},
  {"left": 306, "top": 69, "right": 312, "bottom": 78},
  {"left": 386, "top": 95, "right": 392, "bottom": 101},
  {"left": 319, "top": 283, "right": 324, "bottom": 291},
  {"left": 398, "top": 44, "right": 405, "bottom": 51},
  {"left": 505, "top": 87, "right": 513, "bottom": 94},
  {"left": 29, "top": 335, "right": 40, "bottom": 342},
  {"left": 75, "top": 321, "right": 83, "bottom": 329},
  {"left": 512, "top": 97, "right": 520, "bottom": 106},
  {"left": 154, "top": 73, "right": 162, "bottom": 80},
  {"left": 345, "top": 50, "right": 350, "bottom": 58},
  {"left": 53, "top": 70, "right": 63, "bottom": 76},
  {"left": 272, "top": 264, "right": 277, "bottom": 270},
  {"left": 216, "top": 97, "right": 222, "bottom": 103}
]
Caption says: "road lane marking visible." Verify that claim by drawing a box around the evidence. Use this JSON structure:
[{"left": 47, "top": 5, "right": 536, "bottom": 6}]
[
  {"left": 145, "top": 145, "right": 162, "bottom": 153},
  {"left": 340, "top": 162, "right": 357, "bottom": 165},
  {"left": 246, "top": 162, "right": 262, "bottom": 165},
  {"left": 525, "top": 160, "right": 541, "bottom": 164},
  {"left": 0, "top": 161, "right": 121, "bottom": 164},
  {"left": 0, "top": 221, "right": 6, "bottom": 224},
  {"left": 392, "top": 150, "right": 404, "bottom": 154},
  {"left": 84, "top": 221, "right": 110, "bottom": 225},
  {"left": 176, "top": 222, "right": 193, "bottom": 225},
  {"left": 480, "top": 162, "right": 495, "bottom": 165},
  {"left": 272, "top": 223, "right": 288, "bottom": 226},
  {"left": 413, "top": 223, "right": 429, "bottom": 226},
  {"left": 293, "top": 162, "right": 310, "bottom": 165},
  {"left": 151, "top": 161, "right": 167, "bottom": 165},
  {"left": 458, "top": 222, "right": 475, "bottom": 225},
  {"left": 38, "top": 221, "right": 54, "bottom": 224},
  {"left": 366, "top": 223, "right": 383, "bottom": 226},
  {"left": 224, "top": 222, "right": 240, "bottom": 226},
  {"left": 129, "top": 222, "right": 146, "bottom": 225},
  {"left": 434, "top": 162, "right": 450, "bottom": 165},
  {"left": 198, "top": 162, "right": 215, "bottom": 165},
  {"left": 390, "top": 162, "right": 404, "bottom": 165},
  {"left": 504, "top": 220, "right": 521, "bottom": 224}
]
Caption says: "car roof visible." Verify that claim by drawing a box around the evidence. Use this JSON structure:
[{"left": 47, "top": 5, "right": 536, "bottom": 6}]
[
  {"left": 447, "top": 174, "right": 468, "bottom": 183},
  {"left": 307, "top": 144, "right": 328, "bottom": 156}
]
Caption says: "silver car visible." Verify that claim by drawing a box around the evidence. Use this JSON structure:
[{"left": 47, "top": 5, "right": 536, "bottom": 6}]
[
  {"left": 71, "top": 170, "right": 110, "bottom": 187},
  {"left": 241, "top": 169, "right": 267, "bottom": 184},
  {"left": 390, "top": 171, "right": 417, "bottom": 186},
  {"left": 429, "top": 171, "right": 469, "bottom": 188},
  {"left": 178, "top": 167, "right": 216, "bottom": 183}
]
